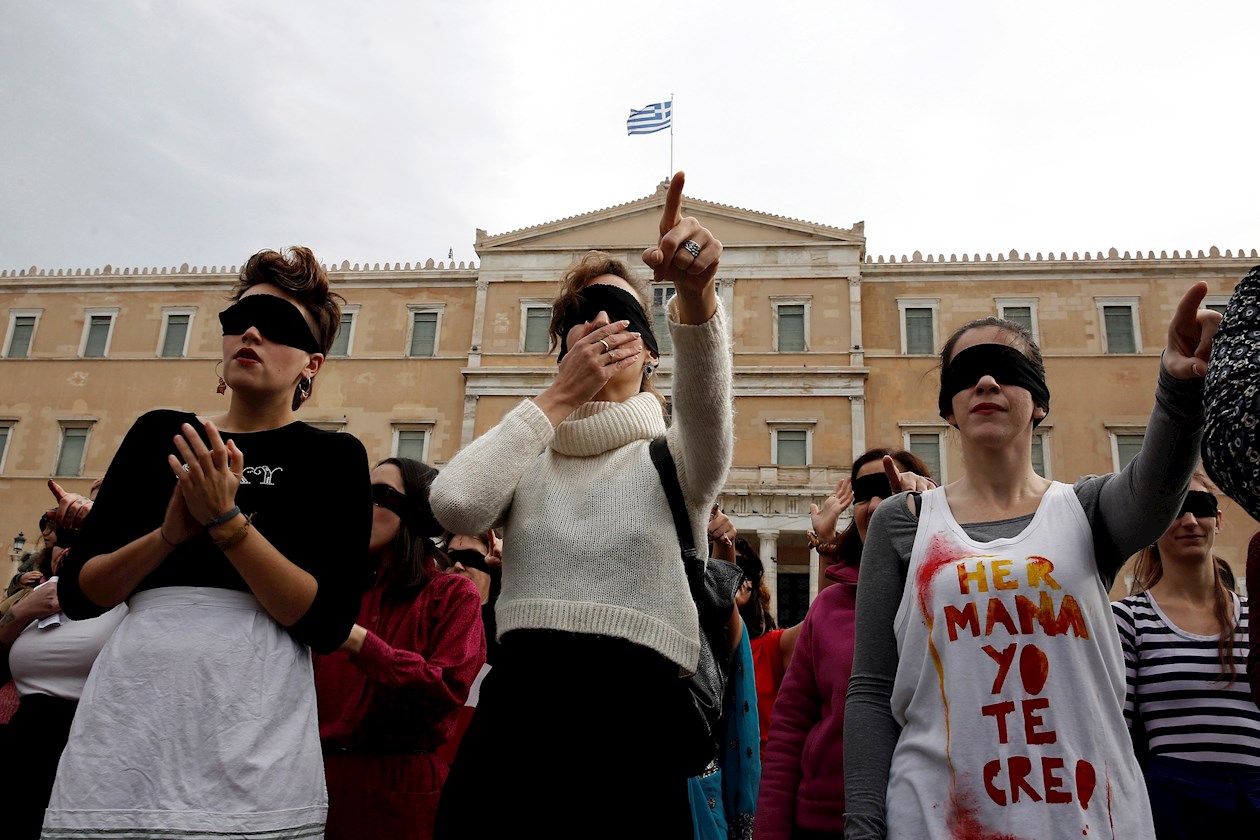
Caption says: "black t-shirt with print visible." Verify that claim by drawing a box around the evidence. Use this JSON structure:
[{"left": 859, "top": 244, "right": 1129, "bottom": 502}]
[{"left": 59, "top": 409, "right": 372, "bottom": 653}]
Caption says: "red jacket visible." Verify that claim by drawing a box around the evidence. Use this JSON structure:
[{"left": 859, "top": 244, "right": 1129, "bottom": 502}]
[
  {"left": 755, "top": 561, "right": 858, "bottom": 839},
  {"left": 315, "top": 571, "right": 486, "bottom": 753}
]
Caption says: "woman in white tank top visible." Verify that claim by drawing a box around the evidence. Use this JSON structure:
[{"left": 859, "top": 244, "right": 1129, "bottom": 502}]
[{"left": 843, "top": 283, "right": 1221, "bottom": 840}]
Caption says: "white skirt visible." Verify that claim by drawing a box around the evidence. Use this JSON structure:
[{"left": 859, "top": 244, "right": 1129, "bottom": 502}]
[{"left": 42, "top": 587, "right": 327, "bottom": 840}]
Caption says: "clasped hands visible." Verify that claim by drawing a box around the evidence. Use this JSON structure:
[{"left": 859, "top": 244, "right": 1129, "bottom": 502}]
[{"left": 160, "top": 421, "right": 245, "bottom": 546}]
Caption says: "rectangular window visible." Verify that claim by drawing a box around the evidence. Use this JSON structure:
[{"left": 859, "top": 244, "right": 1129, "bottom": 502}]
[
  {"left": 1205, "top": 303, "right": 1227, "bottom": 316},
  {"left": 5, "top": 314, "right": 37, "bottom": 358},
  {"left": 904, "top": 308, "right": 935, "bottom": 355},
  {"left": 1031, "top": 434, "right": 1047, "bottom": 478},
  {"left": 328, "top": 311, "right": 355, "bottom": 358},
  {"left": 160, "top": 313, "right": 191, "bottom": 358},
  {"left": 776, "top": 304, "right": 806, "bottom": 352},
  {"left": 1002, "top": 306, "right": 1033, "bottom": 333},
  {"left": 523, "top": 306, "right": 552, "bottom": 353},
  {"left": 395, "top": 429, "right": 428, "bottom": 461},
  {"left": 1114, "top": 433, "right": 1144, "bottom": 470},
  {"left": 0, "top": 423, "right": 11, "bottom": 473},
  {"left": 56, "top": 425, "right": 90, "bottom": 477},
  {"left": 908, "top": 433, "right": 943, "bottom": 481},
  {"left": 82, "top": 314, "right": 114, "bottom": 358},
  {"left": 652, "top": 286, "right": 674, "bottom": 354},
  {"left": 1103, "top": 306, "right": 1137, "bottom": 354},
  {"left": 409, "top": 311, "right": 438, "bottom": 357},
  {"left": 776, "top": 430, "right": 808, "bottom": 466}
]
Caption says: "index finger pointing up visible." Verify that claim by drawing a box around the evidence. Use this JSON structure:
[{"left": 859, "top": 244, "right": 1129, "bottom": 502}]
[{"left": 660, "top": 171, "right": 685, "bottom": 237}]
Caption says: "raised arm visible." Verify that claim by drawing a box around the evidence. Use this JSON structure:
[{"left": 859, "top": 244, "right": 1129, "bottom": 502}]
[
  {"left": 645, "top": 173, "right": 732, "bottom": 507},
  {"left": 1082, "top": 283, "right": 1218, "bottom": 578}
]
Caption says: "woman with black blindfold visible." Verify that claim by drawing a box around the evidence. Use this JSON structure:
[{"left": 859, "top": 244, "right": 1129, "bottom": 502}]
[
  {"left": 430, "top": 173, "right": 732, "bottom": 839},
  {"left": 314, "top": 458, "right": 486, "bottom": 840},
  {"left": 758, "top": 447, "right": 932, "bottom": 840},
  {"left": 46, "top": 247, "right": 372, "bottom": 840},
  {"left": 1111, "top": 474, "right": 1260, "bottom": 836},
  {"left": 844, "top": 284, "right": 1221, "bottom": 840}
]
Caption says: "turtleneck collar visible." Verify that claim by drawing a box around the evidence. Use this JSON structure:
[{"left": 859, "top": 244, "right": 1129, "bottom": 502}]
[{"left": 551, "top": 392, "right": 668, "bottom": 457}]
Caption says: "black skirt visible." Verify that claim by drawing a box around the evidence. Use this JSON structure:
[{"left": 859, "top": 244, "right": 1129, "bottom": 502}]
[
  {"left": 0, "top": 693, "right": 78, "bottom": 840},
  {"left": 434, "top": 630, "right": 692, "bottom": 840}
]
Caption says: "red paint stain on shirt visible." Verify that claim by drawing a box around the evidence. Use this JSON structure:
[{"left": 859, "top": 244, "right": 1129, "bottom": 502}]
[{"left": 947, "top": 786, "right": 1028, "bottom": 840}]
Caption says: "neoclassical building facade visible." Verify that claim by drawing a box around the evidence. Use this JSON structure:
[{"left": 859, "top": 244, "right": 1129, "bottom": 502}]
[{"left": 2, "top": 183, "right": 1255, "bottom": 623}]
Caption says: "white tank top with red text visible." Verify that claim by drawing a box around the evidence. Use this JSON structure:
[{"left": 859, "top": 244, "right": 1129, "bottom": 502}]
[{"left": 886, "top": 483, "right": 1153, "bottom": 840}]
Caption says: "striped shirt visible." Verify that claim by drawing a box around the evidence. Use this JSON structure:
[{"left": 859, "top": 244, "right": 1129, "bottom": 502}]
[{"left": 1112, "top": 591, "right": 1260, "bottom": 766}]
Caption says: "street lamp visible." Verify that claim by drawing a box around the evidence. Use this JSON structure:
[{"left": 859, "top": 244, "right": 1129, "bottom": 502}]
[{"left": 11, "top": 531, "right": 25, "bottom": 561}]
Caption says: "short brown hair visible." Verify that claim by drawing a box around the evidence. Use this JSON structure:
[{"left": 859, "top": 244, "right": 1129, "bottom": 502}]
[
  {"left": 230, "top": 246, "right": 344, "bottom": 355},
  {"left": 547, "top": 251, "right": 652, "bottom": 351}
]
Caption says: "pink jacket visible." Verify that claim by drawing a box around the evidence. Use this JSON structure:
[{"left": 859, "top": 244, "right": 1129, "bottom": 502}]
[{"left": 755, "top": 561, "right": 858, "bottom": 839}]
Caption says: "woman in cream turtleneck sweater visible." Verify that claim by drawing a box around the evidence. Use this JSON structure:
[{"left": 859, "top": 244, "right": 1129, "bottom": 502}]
[{"left": 431, "top": 174, "right": 733, "bottom": 839}]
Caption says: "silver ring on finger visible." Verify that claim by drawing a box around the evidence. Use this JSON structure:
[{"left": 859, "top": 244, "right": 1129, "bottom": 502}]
[
  {"left": 682, "top": 239, "right": 701, "bottom": 260},
  {"left": 598, "top": 339, "right": 611, "bottom": 353},
  {"left": 182, "top": 463, "right": 190, "bottom": 473}
]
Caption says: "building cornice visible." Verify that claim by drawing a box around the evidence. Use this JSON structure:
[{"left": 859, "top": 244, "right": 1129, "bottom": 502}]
[{"left": 476, "top": 181, "right": 864, "bottom": 250}]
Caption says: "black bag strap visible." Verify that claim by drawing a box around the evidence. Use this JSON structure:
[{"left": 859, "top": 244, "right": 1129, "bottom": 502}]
[{"left": 648, "top": 437, "right": 703, "bottom": 586}]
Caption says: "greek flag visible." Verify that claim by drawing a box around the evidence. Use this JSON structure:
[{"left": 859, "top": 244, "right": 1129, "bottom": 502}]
[{"left": 627, "top": 101, "right": 672, "bottom": 135}]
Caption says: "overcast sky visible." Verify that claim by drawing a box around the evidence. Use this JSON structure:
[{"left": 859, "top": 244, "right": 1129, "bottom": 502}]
[{"left": 2, "top": 1, "right": 1257, "bottom": 272}]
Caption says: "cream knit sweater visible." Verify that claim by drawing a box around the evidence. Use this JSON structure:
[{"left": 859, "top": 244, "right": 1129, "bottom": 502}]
[{"left": 429, "top": 301, "right": 733, "bottom": 672}]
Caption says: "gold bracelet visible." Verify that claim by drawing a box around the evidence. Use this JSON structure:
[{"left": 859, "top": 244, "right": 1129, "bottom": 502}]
[{"left": 213, "top": 513, "right": 254, "bottom": 552}]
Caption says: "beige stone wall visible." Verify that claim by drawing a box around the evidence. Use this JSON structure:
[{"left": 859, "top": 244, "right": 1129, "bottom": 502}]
[{"left": 2, "top": 200, "right": 1255, "bottom": 615}]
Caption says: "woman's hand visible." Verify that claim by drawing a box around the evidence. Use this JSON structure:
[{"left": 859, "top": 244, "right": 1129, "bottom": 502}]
[
  {"left": 12, "top": 581, "right": 59, "bottom": 623},
  {"left": 810, "top": 478, "right": 854, "bottom": 541},
  {"left": 158, "top": 482, "right": 201, "bottom": 547},
  {"left": 17, "top": 571, "right": 44, "bottom": 587},
  {"left": 1164, "top": 281, "right": 1222, "bottom": 379},
  {"left": 708, "top": 506, "right": 737, "bottom": 562},
  {"left": 484, "top": 530, "right": 503, "bottom": 569},
  {"left": 642, "top": 172, "right": 722, "bottom": 325},
  {"left": 884, "top": 456, "right": 937, "bottom": 494},
  {"left": 533, "top": 316, "right": 644, "bottom": 426},
  {"left": 339, "top": 624, "right": 368, "bottom": 655},
  {"left": 47, "top": 480, "right": 93, "bottom": 530},
  {"left": 168, "top": 421, "right": 244, "bottom": 525}
]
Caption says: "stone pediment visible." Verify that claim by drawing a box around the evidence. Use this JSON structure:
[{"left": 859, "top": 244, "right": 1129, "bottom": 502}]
[{"left": 475, "top": 182, "right": 864, "bottom": 253}]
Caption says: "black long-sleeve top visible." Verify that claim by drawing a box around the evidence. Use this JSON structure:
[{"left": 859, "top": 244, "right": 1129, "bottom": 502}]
[{"left": 58, "top": 410, "right": 372, "bottom": 653}]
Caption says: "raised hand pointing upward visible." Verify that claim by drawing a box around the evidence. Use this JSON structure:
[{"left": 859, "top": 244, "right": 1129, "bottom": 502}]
[{"left": 642, "top": 172, "right": 722, "bottom": 325}]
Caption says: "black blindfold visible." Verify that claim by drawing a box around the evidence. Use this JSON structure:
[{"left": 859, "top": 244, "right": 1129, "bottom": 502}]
[
  {"left": 556, "top": 283, "right": 660, "bottom": 364},
  {"left": 853, "top": 472, "right": 895, "bottom": 504},
  {"left": 939, "top": 343, "right": 1051, "bottom": 426},
  {"left": 447, "top": 548, "right": 494, "bottom": 575},
  {"left": 1180, "top": 490, "right": 1219, "bottom": 519},
  {"left": 220, "top": 294, "right": 321, "bottom": 354},
  {"left": 371, "top": 483, "right": 443, "bottom": 538}
]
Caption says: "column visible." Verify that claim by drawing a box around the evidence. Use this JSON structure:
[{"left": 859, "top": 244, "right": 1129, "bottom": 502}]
[
  {"left": 848, "top": 275, "right": 864, "bottom": 366},
  {"left": 757, "top": 528, "right": 780, "bottom": 616},
  {"left": 460, "top": 394, "right": 478, "bottom": 447},
  {"left": 851, "top": 395, "right": 867, "bottom": 462},
  {"left": 809, "top": 546, "right": 820, "bottom": 603},
  {"left": 468, "top": 278, "right": 489, "bottom": 367}
]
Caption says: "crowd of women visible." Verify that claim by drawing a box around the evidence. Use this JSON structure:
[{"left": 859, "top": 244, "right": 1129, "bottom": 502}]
[{"left": 1, "top": 172, "right": 1259, "bottom": 840}]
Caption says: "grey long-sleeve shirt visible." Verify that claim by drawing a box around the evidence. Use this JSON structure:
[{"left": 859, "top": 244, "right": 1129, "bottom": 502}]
[{"left": 842, "top": 365, "right": 1204, "bottom": 840}]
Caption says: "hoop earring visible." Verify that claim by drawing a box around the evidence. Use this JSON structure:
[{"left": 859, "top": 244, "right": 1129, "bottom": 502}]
[
  {"left": 291, "top": 376, "right": 312, "bottom": 411},
  {"left": 215, "top": 361, "right": 227, "bottom": 395}
]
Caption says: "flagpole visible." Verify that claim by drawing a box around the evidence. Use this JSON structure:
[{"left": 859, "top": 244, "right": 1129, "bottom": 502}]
[{"left": 669, "top": 91, "right": 674, "bottom": 177}]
